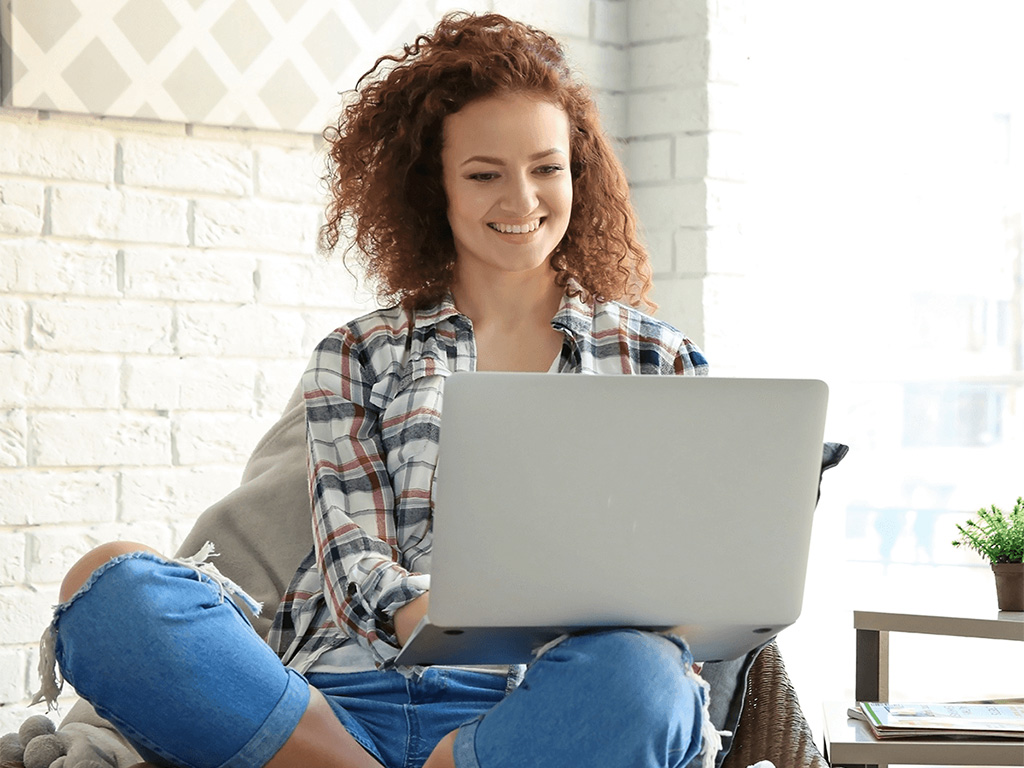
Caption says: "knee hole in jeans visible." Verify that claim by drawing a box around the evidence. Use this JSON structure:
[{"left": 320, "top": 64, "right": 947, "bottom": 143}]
[{"left": 59, "top": 541, "right": 161, "bottom": 603}]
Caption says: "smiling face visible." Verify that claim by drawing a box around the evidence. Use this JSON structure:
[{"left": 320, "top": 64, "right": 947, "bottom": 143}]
[{"left": 441, "top": 92, "right": 573, "bottom": 284}]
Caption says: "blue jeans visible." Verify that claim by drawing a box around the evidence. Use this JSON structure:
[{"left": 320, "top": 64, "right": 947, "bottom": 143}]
[{"left": 51, "top": 552, "right": 710, "bottom": 768}]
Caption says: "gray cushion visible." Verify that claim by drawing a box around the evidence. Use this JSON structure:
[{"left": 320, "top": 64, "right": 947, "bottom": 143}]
[{"left": 174, "top": 383, "right": 311, "bottom": 639}]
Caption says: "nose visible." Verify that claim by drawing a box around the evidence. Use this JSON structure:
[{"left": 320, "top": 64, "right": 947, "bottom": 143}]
[{"left": 502, "top": 172, "right": 539, "bottom": 216}]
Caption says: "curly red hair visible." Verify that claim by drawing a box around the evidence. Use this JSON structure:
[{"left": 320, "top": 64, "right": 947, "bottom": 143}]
[{"left": 320, "top": 12, "right": 655, "bottom": 311}]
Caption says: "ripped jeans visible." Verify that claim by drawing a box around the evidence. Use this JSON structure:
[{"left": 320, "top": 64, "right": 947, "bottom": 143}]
[{"left": 43, "top": 551, "right": 718, "bottom": 768}]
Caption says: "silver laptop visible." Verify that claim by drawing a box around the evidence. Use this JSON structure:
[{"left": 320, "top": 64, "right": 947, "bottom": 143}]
[{"left": 395, "top": 373, "right": 828, "bottom": 666}]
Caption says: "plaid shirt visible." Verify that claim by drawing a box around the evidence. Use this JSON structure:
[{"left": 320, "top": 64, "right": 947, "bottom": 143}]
[{"left": 268, "top": 291, "right": 708, "bottom": 673}]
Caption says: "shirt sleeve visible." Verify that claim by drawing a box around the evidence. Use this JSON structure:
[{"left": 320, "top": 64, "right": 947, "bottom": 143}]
[
  {"left": 303, "top": 328, "right": 429, "bottom": 667},
  {"left": 674, "top": 336, "right": 709, "bottom": 376}
]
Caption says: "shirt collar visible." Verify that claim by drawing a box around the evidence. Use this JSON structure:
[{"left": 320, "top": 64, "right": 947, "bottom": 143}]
[
  {"left": 412, "top": 293, "right": 464, "bottom": 330},
  {"left": 550, "top": 288, "right": 595, "bottom": 338}
]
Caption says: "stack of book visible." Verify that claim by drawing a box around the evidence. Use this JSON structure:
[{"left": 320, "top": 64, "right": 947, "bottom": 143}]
[{"left": 850, "top": 701, "right": 1024, "bottom": 740}]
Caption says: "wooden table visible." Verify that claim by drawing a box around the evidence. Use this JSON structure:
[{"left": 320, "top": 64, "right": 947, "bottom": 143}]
[
  {"left": 822, "top": 702, "right": 1024, "bottom": 767},
  {"left": 823, "top": 609, "right": 1024, "bottom": 767},
  {"left": 854, "top": 609, "right": 1024, "bottom": 702}
]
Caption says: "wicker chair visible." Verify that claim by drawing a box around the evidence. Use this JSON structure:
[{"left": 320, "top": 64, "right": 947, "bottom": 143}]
[{"left": 722, "top": 641, "right": 828, "bottom": 768}]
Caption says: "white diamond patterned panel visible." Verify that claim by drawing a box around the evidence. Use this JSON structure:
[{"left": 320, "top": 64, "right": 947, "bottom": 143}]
[{"left": 1, "top": 0, "right": 456, "bottom": 133}]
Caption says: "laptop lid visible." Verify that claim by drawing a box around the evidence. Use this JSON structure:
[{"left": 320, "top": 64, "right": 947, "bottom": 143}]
[{"left": 408, "top": 373, "right": 828, "bottom": 663}]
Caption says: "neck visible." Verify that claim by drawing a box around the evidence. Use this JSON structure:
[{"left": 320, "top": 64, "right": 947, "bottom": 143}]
[{"left": 450, "top": 265, "right": 564, "bottom": 331}]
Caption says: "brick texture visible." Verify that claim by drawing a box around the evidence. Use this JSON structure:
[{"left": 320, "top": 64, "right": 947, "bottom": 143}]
[
  {"left": 624, "top": 0, "right": 748, "bottom": 365},
  {"left": 0, "top": 104, "right": 353, "bottom": 713}
]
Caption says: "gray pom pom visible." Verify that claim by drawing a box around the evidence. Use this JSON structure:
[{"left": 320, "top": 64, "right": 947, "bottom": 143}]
[
  {"left": 23, "top": 733, "right": 66, "bottom": 768},
  {"left": 0, "top": 731, "right": 25, "bottom": 763},
  {"left": 18, "top": 715, "right": 56, "bottom": 746},
  {"left": 51, "top": 758, "right": 66, "bottom": 768}
]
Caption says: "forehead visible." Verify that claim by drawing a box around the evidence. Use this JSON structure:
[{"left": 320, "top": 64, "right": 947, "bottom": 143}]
[{"left": 442, "top": 93, "right": 570, "bottom": 157}]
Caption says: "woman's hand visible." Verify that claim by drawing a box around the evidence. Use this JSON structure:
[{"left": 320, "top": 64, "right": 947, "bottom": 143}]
[{"left": 394, "top": 592, "right": 430, "bottom": 646}]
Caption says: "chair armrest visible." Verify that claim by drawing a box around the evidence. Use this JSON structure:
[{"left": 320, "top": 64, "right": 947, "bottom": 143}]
[{"left": 721, "top": 641, "right": 827, "bottom": 768}]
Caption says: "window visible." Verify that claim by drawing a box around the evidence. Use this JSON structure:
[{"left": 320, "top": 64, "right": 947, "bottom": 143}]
[{"left": 743, "top": 0, "right": 1024, "bottom": 732}]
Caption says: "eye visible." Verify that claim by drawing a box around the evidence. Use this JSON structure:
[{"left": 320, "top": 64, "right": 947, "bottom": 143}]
[
  {"left": 467, "top": 171, "right": 499, "bottom": 182},
  {"left": 535, "top": 164, "right": 566, "bottom": 176}
]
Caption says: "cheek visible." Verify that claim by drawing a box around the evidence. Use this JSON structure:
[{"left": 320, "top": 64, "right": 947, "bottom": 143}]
[{"left": 448, "top": 184, "right": 489, "bottom": 221}]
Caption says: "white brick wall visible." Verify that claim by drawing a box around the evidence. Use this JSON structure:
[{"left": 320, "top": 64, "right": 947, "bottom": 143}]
[
  {"left": 0, "top": 0, "right": 746, "bottom": 729},
  {"left": 625, "top": 0, "right": 748, "bottom": 370},
  {"left": 0, "top": 107, "right": 372, "bottom": 724}
]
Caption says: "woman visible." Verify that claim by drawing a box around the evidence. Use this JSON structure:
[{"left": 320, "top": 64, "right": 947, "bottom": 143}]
[{"left": 41, "top": 13, "right": 716, "bottom": 768}]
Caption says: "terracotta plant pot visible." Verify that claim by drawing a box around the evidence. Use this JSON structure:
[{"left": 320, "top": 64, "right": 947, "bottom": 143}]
[{"left": 991, "top": 562, "right": 1024, "bottom": 611}]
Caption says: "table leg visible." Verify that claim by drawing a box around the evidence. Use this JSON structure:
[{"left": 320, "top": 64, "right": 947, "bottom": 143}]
[{"left": 855, "top": 628, "right": 889, "bottom": 702}]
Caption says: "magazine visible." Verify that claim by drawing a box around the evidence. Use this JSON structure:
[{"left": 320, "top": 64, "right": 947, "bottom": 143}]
[{"left": 852, "top": 701, "right": 1024, "bottom": 740}]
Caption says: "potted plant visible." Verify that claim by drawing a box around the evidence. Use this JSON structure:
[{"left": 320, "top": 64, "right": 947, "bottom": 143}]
[{"left": 952, "top": 497, "right": 1024, "bottom": 611}]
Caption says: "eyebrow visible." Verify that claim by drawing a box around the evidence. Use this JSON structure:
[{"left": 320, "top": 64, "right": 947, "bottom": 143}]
[{"left": 460, "top": 148, "right": 567, "bottom": 167}]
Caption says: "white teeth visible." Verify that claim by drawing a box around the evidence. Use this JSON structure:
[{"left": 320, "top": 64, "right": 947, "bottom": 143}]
[{"left": 490, "top": 220, "right": 540, "bottom": 234}]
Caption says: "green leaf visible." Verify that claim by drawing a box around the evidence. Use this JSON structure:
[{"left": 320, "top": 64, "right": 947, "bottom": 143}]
[{"left": 952, "top": 497, "right": 1024, "bottom": 563}]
